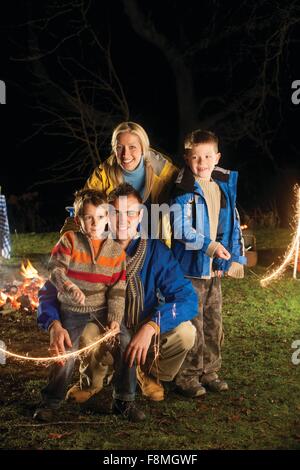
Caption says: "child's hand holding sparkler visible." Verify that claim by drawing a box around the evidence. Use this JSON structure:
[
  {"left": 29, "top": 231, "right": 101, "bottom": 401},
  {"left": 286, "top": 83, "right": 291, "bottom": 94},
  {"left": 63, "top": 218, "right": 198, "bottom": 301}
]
[
  {"left": 108, "top": 321, "right": 120, "bottom": 334},
  {"left": 69, "top": 285, "right": 85, "bottom": 305}
]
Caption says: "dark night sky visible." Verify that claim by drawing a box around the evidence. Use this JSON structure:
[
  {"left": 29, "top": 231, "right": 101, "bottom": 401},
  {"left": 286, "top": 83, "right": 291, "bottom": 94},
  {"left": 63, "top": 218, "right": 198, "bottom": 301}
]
[{"left": 1, "top": 0, "right": 300, "bottom": 229}]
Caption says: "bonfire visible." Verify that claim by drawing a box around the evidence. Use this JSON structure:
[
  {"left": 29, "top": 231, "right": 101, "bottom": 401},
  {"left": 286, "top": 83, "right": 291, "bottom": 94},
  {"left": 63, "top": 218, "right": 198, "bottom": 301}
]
[{"left": 0, "top": 260, "right": 45, "bottom": 313}]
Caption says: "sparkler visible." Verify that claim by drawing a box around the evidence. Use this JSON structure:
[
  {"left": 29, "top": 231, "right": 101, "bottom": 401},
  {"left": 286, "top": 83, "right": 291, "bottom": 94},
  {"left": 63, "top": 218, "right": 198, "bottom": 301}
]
[
  {"left": 293, "top": 235, "right": 300, "bottom": 280},
  {"left": 0, "top": 329, "right": 117, "bottom": 364},
  {"left": 148, "top": 311, "right": 161, "bottom": 381},
  {"left": 260, "top": 185, "right": 300, "bottom": 287},
  {"left": 148, "top": 305, "right": 176, "bottom": 378},
  {"left": 0, "top": 260, "right": 118, "bottom": 365}
]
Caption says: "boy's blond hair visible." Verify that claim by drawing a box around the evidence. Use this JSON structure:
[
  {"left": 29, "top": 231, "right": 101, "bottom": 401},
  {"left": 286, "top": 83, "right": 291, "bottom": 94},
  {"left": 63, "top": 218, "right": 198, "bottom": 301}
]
[
  {"left": 73, "top": 189, "right": 107, "bottom": 217},
  {"left": 184, "top": 129, "right": 219, "bottom": 154}
]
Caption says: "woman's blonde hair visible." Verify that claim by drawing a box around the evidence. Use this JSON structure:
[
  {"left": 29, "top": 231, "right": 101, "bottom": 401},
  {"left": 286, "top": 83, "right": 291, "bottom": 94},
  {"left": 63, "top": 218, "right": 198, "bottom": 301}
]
[{"left": 111, "top": 121, "right": 150, "bottom": 157}]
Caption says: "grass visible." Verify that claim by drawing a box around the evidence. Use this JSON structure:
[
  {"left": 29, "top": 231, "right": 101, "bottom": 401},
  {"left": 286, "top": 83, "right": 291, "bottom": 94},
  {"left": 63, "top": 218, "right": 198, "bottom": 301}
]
[
  {"left": 5, "top": 232, "right": 59, "bottom": 265},
  {"left": 0, "top": 229, "right": 300, "bottom": 450},
  {"left": 255, "top": 228, "right": 292, "bottom": 250},
  {"left": 7, "top": 228, "right": 292, "bottom": 259}
]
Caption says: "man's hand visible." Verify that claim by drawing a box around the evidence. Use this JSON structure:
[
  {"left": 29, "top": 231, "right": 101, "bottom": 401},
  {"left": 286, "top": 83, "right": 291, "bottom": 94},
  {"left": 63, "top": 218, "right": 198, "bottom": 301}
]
[
  {"left": 69, "top": 286, "right": 85, "bottom": 305},
  {"left": 108, "top": 321, "right": 120, "bottom": 334},
  {"left": 49, "top": 320, "right": 72, "bottom": 366},
  {"left": 125, "top": 323, "right": 156, "bottom": 368},
  {"left": 214, "top": 244, "right": 231, "bottom": 260}
]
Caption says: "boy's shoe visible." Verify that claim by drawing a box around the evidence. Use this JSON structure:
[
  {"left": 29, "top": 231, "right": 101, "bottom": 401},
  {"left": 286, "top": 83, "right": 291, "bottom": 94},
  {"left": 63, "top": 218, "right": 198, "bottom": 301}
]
[
  {"left": 203, "top": 379, "right": 229, "bottom": 392},
  {"left": 112, "top": 399, "right": 146, "bottom": 422},
  {"left": 136, "top": 366, "right": 164, "bottom": 401},
  {"left": 175, "top": 382, "right": 206, "bottom": 398},
  {"left": 33, "top": 406, "right": 56, "bottom": 422}
]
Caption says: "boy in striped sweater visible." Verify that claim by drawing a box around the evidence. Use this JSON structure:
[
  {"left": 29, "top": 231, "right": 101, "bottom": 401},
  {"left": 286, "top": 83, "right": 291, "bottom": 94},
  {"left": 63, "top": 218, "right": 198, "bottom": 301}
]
[{"left": 38, "top": 189, "right": 126, "bottom": 412}]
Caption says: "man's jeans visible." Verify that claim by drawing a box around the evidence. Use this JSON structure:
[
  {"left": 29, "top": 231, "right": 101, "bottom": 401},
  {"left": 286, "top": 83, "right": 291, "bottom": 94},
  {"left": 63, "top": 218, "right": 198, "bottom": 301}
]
[{"left": 41, "top": 308, "right": 106, "bottom": 408}]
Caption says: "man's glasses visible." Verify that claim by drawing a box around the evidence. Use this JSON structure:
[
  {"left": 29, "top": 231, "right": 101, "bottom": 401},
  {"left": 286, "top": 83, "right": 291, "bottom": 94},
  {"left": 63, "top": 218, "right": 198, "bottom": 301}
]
[{"left": 109, "top": 208, "right": 140, "bottom": 218}]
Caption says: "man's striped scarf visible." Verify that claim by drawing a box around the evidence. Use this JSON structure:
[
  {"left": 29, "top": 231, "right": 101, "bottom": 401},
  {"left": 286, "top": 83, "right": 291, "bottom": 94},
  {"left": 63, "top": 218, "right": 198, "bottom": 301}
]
[{"left": 125, "top": 238, "right": 147, "bottom": 328}]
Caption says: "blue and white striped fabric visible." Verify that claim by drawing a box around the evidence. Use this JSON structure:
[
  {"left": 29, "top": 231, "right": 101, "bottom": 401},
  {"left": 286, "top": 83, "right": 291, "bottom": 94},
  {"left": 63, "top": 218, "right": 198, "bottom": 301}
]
[{"left": 0, "top": 195, "right": 11, "bottom": 259}]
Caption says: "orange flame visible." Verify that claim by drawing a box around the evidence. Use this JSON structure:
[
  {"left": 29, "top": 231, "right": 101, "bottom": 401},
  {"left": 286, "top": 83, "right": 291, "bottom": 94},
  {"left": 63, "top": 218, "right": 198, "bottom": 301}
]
[{"left": 20, "top": 259, "right": 40, "bottom": 279}]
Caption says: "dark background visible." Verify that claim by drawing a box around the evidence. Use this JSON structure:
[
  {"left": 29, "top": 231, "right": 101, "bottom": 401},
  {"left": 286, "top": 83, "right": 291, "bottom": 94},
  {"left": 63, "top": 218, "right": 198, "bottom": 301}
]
[{"left": 1, "top": 0, "right": 300, "bottom": 232}]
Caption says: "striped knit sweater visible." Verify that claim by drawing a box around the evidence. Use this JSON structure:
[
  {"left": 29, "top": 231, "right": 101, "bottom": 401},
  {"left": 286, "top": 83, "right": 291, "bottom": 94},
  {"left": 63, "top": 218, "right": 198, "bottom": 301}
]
[{"left": 48, "top": 231, "right": 126, "bottom": 324}]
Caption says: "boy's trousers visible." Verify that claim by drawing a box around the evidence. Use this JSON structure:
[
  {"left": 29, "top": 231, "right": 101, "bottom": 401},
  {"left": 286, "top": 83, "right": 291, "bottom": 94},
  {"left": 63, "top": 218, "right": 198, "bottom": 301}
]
[{"left": 175, "top": 277, "right": 223, "bottom": 388}]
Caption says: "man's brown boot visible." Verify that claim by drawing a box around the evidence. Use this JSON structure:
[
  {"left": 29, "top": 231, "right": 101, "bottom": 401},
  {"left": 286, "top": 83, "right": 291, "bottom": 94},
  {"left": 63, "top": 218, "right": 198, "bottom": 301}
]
[{"left": 136, "top": 366, "right": 164, "bottom": 401}]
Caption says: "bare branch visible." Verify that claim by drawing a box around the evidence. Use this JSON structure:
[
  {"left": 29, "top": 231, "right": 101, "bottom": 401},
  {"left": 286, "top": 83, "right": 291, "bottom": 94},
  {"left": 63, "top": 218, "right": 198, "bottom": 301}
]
[{"left": 14, "top": 0, "right": 129, "bottom": 185}]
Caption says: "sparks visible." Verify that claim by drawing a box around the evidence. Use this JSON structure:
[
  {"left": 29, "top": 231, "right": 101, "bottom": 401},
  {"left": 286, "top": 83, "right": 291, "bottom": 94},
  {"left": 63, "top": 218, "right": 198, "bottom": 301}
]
[
  {"left": 172, "top": 303, "right": 177, "bottom": 319},
  {"left": 149, "top": 311, "right": 161, "bottom": 381},
  {"left": 260, "top": 185, "right": 300, "bottom": 287},
  {"left": 0, "top": 329, "right": 117, "bottom": 364}
]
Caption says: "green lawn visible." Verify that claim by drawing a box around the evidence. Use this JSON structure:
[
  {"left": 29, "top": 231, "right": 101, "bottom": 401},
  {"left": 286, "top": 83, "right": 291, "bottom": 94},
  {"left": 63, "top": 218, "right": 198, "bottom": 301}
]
[
  {"left": 255, "top": 228, "right": 292, "bottom": 250},
  {"left": 0, "top": 229, "right": 300, "bottom": 449},
  {"left": 7, "top": 227, "right": 292, "bottom": 258},
  {"left": 7, "top": 232, "right": 59, "bottom": 263}
]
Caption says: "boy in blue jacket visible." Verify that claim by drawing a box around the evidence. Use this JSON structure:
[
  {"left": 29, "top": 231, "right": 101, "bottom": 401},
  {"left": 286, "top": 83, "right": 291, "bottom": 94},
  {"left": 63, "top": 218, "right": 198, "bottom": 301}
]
[{"left": 171, "top": 130, "right": 246, "bottom": 397}]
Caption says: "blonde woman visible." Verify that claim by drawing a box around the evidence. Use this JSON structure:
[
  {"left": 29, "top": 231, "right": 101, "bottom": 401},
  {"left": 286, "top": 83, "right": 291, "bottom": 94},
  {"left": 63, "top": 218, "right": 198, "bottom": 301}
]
[
  {"left": 86, "top": 121, "right": 178, "bottom": 204},
  {"left": 63, "top": 121, "right": 178, "bottom": 245}
]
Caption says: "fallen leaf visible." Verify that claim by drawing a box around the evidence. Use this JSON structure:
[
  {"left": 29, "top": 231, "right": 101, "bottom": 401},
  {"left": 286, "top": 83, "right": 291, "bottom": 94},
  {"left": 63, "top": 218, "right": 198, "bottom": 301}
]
[
  {"left": 115, "top": 432, "right": 131, "bottom": 438},
  {"left": 196, "top": 403, "right": 209, "bottom": 412},
  {"left": 229, "top": 414, "right": 241, "bottom": 422},
  {"left": 48, "top": 432, "right": 74, "bottom": 440}
]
